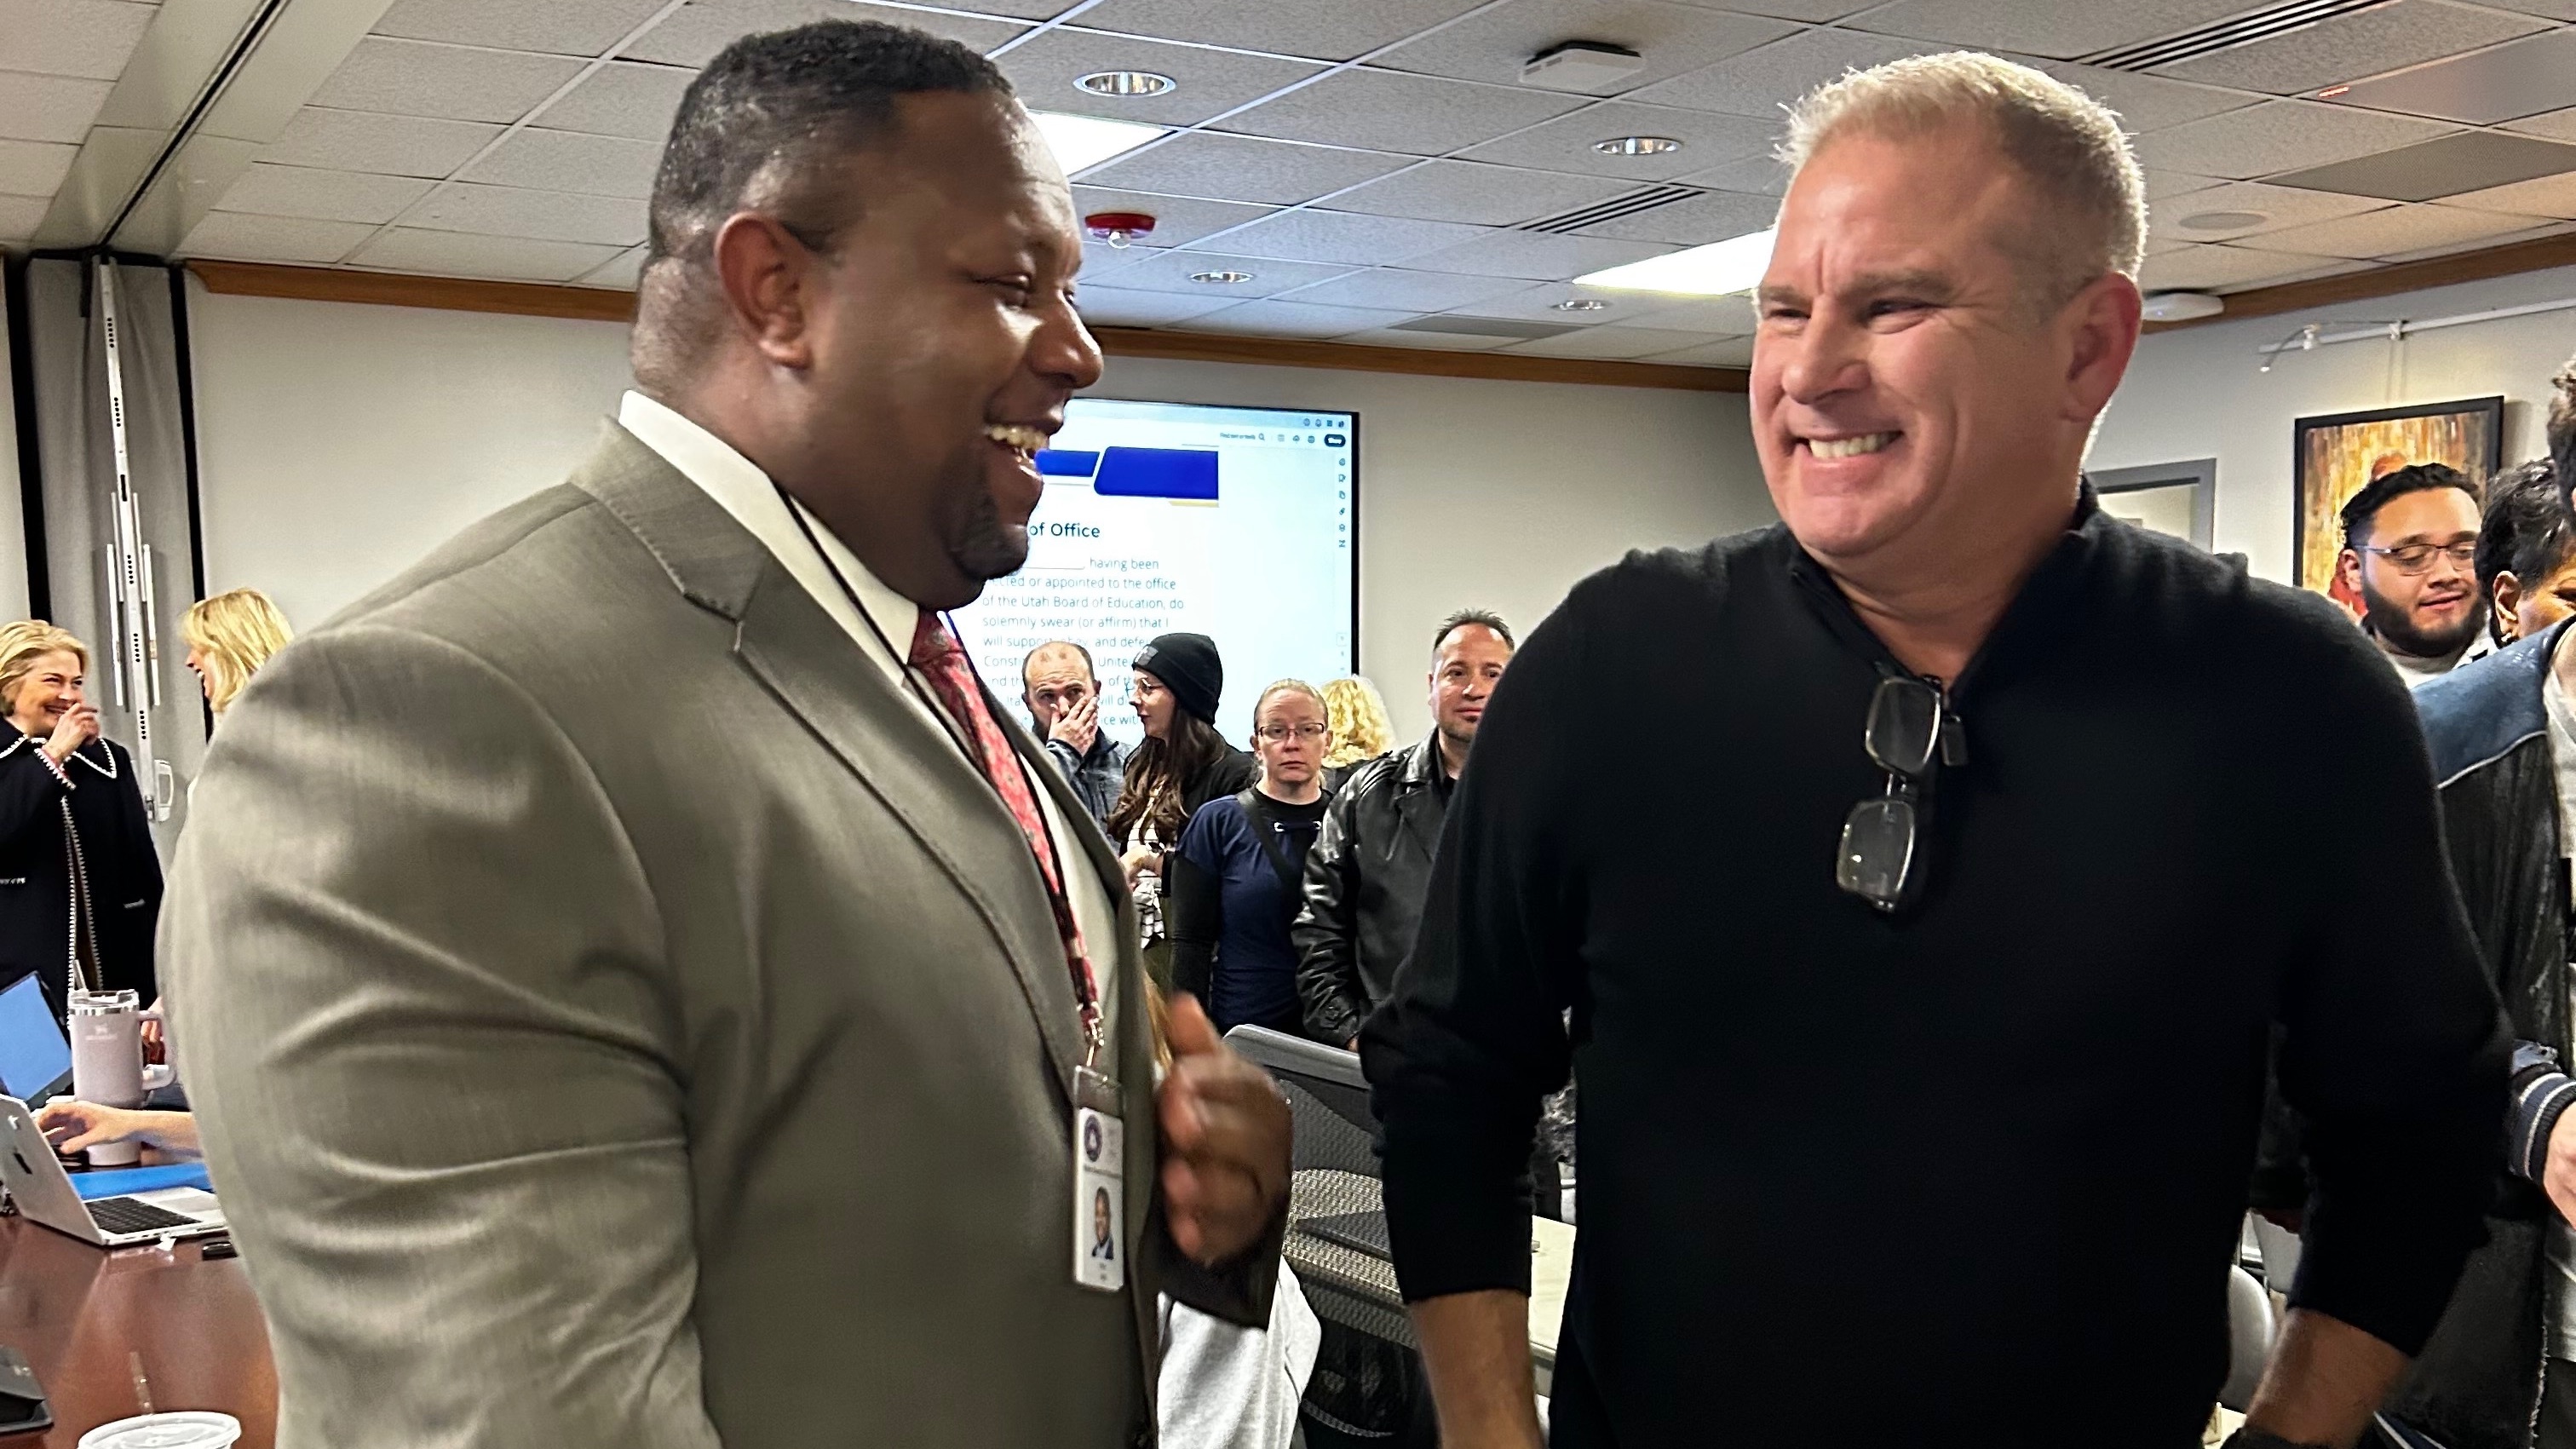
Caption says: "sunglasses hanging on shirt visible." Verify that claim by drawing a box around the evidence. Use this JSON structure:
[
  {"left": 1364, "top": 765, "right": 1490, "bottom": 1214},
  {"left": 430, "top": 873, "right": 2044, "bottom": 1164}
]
[{"left": 1837, "top": 673, "right": 1966, "bottom": 914}]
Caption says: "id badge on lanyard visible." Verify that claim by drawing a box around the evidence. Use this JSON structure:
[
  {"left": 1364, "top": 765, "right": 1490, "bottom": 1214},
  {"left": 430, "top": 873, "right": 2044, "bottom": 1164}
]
[{"left": 1072, "top": 1064, "right": 1125, "bottom": 1293}]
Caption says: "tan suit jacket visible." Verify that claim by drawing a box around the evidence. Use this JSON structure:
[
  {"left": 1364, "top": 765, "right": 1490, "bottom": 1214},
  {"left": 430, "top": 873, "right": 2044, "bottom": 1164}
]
[{"left": 162, "top": 425, "right": 1272, "bottom": 1448}]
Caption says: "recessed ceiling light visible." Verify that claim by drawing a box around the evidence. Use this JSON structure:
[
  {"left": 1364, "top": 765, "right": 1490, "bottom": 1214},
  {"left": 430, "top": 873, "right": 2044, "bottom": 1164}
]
[
  {"left": 2178, "top": 210, "right": 2267, "bottom": 231},
  {"left": 1576, "top": 227, "right": 1774, "bottom": 296},
  {"left": 1076, "top": 70, "right": 1177, "bottom": 98},
  {"left": 1593, "top": 135, "right": 1682, "bottom": 157},
  {"left": 1028, "top": 110, "right": 1169, "bottom": 175},
  {"left": 1190, "top": 269, "right": 1256, "bottom": 285},
  {"left": 1553, "top": 298, "right": 1610, "bottom": 311}
]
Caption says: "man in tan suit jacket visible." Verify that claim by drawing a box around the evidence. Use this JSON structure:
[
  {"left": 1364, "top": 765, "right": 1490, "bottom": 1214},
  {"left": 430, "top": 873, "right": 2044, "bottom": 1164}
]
[{"left": 160, "top": 21, "right": 1289, "bottom": 1447}]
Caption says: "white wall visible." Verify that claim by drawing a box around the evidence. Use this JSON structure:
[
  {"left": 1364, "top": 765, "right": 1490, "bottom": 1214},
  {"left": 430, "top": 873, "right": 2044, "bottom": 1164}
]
[
  {"left": 0, "top": 282, "right": 32, "bottom": 622},
  {"left": 185, "top": 282, "right": 1770, "bottom": 739},
  {"left": 2092, "top": 262, "right": 2576, "bottom": 583}
]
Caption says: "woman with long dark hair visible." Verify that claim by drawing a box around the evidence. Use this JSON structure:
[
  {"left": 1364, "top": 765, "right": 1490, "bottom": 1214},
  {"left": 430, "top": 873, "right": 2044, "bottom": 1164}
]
[{"left": 1106, "top": 633, "right": 1253, "bottom": 985}]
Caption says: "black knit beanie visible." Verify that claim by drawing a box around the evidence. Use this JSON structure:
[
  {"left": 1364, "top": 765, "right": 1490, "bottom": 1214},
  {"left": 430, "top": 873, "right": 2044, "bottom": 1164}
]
[{"left": 1133, "top": 633, "right": 1222, "bottom": 726}]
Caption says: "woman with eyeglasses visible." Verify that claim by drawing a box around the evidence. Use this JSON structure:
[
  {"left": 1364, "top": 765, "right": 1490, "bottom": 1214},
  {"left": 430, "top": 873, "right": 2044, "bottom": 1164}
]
[{"left": 1163, "top": 681, "right": 1333, "bottom": 1036}]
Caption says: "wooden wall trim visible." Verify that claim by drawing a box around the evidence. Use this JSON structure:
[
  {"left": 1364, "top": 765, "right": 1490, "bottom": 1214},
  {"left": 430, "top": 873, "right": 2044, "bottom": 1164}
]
[
  {"left": 190, "top": 259, "right": 637, "bottom": 322},
  {"left": 2148, "top": 231, "right": 2576, "bottom": 333},
  {"left": 184, "top": 260, "right": 1749, "bottom": 391}
]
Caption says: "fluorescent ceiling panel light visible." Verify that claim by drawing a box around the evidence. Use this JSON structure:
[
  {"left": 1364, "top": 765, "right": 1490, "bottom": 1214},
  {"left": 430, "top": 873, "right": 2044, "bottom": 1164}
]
[
  {"left": 1029, "top": 110, "right": 1169, "bottom": 175},
  {"left": 1576, "top": 227, "right": 1774, "bottom": 296}
]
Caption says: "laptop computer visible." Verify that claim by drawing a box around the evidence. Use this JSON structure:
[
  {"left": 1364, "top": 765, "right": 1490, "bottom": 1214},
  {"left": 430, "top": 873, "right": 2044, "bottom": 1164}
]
[
  {"left": 0, "top": 1094, "right": 224, "bottom": 1245},
  {"left": 0, "top": 974, "right": 72, "bottom": 1106}
]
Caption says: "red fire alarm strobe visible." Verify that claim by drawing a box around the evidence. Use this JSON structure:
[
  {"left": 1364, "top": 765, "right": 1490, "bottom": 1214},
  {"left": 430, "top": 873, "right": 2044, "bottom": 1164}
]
[{"left": 1084, "top": 211, "right": 1157, "bottom": 248}]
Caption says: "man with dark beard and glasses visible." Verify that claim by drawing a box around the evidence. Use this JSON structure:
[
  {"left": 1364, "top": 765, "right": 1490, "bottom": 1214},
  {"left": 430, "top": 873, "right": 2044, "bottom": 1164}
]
[
  {"left": 160, "top": 20, "right": 1288, "bottom": 1449},
  {"left": 2337, "top": 463, "right": 2487, "bottom": 686}
]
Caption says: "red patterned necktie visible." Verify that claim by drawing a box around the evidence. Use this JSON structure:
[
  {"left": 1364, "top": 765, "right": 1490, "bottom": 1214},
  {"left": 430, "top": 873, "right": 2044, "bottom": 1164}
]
[{"left": 906, "top": 612, "right": 1101, "bottom": 1044}]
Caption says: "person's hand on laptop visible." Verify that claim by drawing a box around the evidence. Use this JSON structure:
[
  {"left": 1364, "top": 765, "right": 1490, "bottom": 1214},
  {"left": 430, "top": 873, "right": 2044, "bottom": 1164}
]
[{"left": 35, "top": 1101, "right": 200, "bottom": 1160}]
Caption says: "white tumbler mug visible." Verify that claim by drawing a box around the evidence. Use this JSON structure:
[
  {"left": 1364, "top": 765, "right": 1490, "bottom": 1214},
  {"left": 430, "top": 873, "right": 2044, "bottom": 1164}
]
[{"left": 67, "top": 990, "right": 174, "bottom": 1166}]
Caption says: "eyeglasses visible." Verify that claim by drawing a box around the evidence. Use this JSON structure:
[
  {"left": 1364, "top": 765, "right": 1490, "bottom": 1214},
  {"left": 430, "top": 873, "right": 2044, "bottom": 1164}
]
[
  {"left": 1256, "top": 723, "right": 1329, "bottom": 742},
  {"left": 1836, "top": 675, "right": 1961, "bottom": 913},
  {"left": 2360, "top": 540, "right": 2476, "bottom": 575}
]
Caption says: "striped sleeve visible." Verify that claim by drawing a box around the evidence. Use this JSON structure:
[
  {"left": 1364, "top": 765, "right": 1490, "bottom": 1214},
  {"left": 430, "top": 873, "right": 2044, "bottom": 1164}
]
[{"left": 2513, "top": 1039, "right": 2576, "bottom": 1185}]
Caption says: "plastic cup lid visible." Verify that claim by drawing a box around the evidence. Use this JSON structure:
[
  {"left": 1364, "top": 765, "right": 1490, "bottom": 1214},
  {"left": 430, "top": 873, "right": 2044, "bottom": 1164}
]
[{"left": 78, "top": 1412, "right": 243, "bottom": 1449}]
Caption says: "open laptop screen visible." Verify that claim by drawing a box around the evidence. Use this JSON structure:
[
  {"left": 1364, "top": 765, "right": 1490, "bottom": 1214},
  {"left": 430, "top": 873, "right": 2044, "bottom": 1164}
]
[{"left": 0, "top": 975, "right": 69, "bottom": 1102}]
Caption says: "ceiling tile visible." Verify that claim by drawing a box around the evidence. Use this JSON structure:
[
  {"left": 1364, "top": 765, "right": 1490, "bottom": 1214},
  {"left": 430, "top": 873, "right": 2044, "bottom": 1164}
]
[
  {"left": 1646, "top": 335, "right": 1754, "bottom": 365},
  {"left": 1458, "top": 101, "right": 1777, "bottom": 179},
  {"left": 175, "top": 212, "right": 377, "bottom": 265},
  {"left": 1077, "top": 239, "right": 1162, "bottom": 282},
  {"left": 580, "top": 244, "right": 647, "bottom": 289},
  {"left": 1334, "top": 327, "right": 1519, "bottom": 350},
  {"left": 1621, "top": 291, "right": 1757, "bottom": 331},
  {"left": 2377, "top": 217, "right": 2572, "bottom": 262},
  {"left": 310, "top": 38, "right": 586, "bottom": 124},
  {"left": 0, "top": 0, "right": 154, "bottom": 82},
  {"left": 1325, "top": 158, "right": 1633, "bottom": 225},
  {"left": 2136, "top": 242, "right": 2365, "bottom": 291},
  {"left": 2153, "top": 1, "right": 2547, "bottom": 96},
  {"left": 350, "top": 227, "right": 628, "bottom": 281},
  {"left": 0, "top": 74, "right": 112, "bottom": 145},
  {"left": 213, "top": 164, "right": 435, "bottom": 224},
  {"left": 2130, "top": 101, "right": 2452, "bottom": 180},
  {"left": 1078, "top": 132, "right": 1412, "bottom": 205},
  {"left": 1213, "top": 69, "right": 1586, "bottom": 158},
  {"left": 1375, "top": 0, "right": 1796, "bottom": 94},
  {"left": 2143, "top": 169, "right": 2222, "bottom": 199},
  {"left": 0, "top": 194, "right": 44, "bottom": 241},
  {"left": 1688, "top": 0, "right": 1877, "bottom": 21},
  {"left": 1629, "top": 27, "right": 1953, "bottom": 117},
  {"left": 535, "top": 61, "right": 696, "bottom": 141},
  {"left": 1074, "top": 285, "right": 1245, "bottom": 326},
  {"left": 409, "top": 181, "right": 648, "bottom": 245},
  {"left": 371, "top": 0, "right": 676, "bottom": 58},
  {"left": 2328, "top": 28, "right": 2576, "bottom": 127},
  {"left": 2509, "top": 108, "right": 2576, "bottom": 143},
  {"left": 997, "top": 31, "right": 1325, "bottom": 129},
  {"left": 2231, "top": 201, "right": 2550, "bottom": 258},
  {"left": 1190, "top": 209, "right": 1495, "bottom": 265},
  {"left": 461, "top": 128, "right": 663, "bottom": 198},
  {"left": 627, "top": 1, "right": 1025, "bottom": 69},
  {"left": 2268, "top": 129, "right": 2576, "bottom": 202},
  {"left": 2022, "top": 61, "right": 2260, "bottom": 135},
  {"left": 262, "top": 107, "right": 504, "bottom": 177},
  {"left": 1448, "top": 278, "right": 1655, "bottom": 320},
  {"left": 1569, "top": 185, "right": 1774, "bottom": 243},
  {"left": 965, "top": 0, "right": 1086, "bottom": 16},
  {"left": 1841, "top": 0, "right": 2257, "bottom": 60},
  {"left": 1072, "top": 247, "right": 1355, "bottom": 296},
  {"left": 1676, "top": 151, "right": 1791, "bottom": 194},
  {"left": 2474, "top": 0, "right": 2576, "bottom": 15},
  {"left": 0, "top": 138, "right": 77, "bottom": 198},
  {"left": 1501, "top": 323, "right": 1699, "bottom": 358},
  {"left": 2446, "top": 170, "right": 2576, "bottom": 221},
  {"left": 1407, "top": 227, "right": 1674, "bottom": 279},
  {"left": 1268, "top": 266, "right": 1529, "bottom": 311},
  {"left": 1068, "top": 187, "right": 1273, "bottom": 246},
  {"left": 1074, "top": 0, "right": 1492, "bottom": 63},
  {"left": 1183, "top": 299, "right": 1416, "bottom": 337},
  {"left": 2148, "top": 181, "right": 2391, "bottom": 242}
]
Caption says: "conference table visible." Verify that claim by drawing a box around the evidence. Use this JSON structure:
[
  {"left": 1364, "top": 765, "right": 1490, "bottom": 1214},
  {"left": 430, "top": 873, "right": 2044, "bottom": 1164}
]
[{"left": 0, "top": 1215, "right": 273, "bottom": 1446}]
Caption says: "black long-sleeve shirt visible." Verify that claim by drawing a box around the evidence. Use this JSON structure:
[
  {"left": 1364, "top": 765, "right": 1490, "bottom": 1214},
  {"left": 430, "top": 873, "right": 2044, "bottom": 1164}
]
[{"left": 1363, "top": 497, "right": 2507, "bottom": 1447}]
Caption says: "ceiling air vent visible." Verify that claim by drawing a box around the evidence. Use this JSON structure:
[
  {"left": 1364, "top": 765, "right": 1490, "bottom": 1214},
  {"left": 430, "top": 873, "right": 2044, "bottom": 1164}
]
[
  {"left": 2083, "top": 0, "right": 2395, "bottom": 72},
  {"left": 1521, "top": 184, "right": 1705, "bottom": 235}
]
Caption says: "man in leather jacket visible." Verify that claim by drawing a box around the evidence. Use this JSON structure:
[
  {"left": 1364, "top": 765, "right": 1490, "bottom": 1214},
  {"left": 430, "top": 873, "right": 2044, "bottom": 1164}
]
[
  {"left": 2385, "top": 372, "right": 2576, "bottom": 1449},
  {"left": 1293, "top": 611, "right": 1513, "bottom": 1049}
]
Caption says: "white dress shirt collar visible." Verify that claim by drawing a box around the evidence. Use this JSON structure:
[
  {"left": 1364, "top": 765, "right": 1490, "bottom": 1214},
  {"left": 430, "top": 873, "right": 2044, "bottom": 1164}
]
[{"left": 617, "top": 389, "right": 920, "bottom": 683}]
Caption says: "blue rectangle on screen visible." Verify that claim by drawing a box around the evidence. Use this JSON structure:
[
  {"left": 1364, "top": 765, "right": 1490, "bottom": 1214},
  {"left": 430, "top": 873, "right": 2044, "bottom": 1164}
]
[
  {"left": 1035, "top": 450, "right": 1100, "bottom": 477},
  {"left": 1095, "top": 447, "right": 1217, "bottom": 500},
  {"left": 0, "top": 974, "right": 68, "bottom": 1101}
]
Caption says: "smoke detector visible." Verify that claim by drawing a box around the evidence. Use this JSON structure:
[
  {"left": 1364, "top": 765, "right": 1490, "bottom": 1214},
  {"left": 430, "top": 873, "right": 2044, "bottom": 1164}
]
[
  {"left": 1520, "top": 41, "right": 1645, "bottom": 95},
  {"left": 1084, "top": 211, "right": 1158, "bottom": 249}
]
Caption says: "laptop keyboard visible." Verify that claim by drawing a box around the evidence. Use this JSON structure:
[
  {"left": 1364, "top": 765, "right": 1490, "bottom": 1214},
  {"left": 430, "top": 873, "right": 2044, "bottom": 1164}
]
[{"left": 88, "top": 1196, "right": 200, "bottom": 1236}]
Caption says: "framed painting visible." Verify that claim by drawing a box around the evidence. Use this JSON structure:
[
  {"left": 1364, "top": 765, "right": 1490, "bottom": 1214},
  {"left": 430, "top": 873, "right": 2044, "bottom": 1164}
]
[{"left": 2293, "top": 396, "right": 2504, "bottom": 618}]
